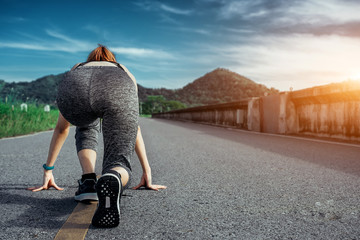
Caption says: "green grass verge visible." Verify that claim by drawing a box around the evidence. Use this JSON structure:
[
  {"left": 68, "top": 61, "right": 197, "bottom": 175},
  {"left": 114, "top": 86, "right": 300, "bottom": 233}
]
[
  {"left": 0, "top": 103, "right": 154, "bottom": 138},
  {"left": 140, "top": 114, "right": 152, "bottom": 118},
  {"left": 0, "top": 103, "right": 59, "bottom": 138}
]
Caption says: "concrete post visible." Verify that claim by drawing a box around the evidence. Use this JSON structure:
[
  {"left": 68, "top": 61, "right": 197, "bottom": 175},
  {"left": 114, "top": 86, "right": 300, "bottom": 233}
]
[{"left": 247, "top": 98, "right": 261, "bottom": 132}]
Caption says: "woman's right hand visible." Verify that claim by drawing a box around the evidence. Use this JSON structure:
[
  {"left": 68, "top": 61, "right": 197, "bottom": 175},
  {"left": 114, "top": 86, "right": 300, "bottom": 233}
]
[
  {"left": 27, "top": 170, "right": 64, "bottom": 192},
  {"left": 132, "top": 170, "right": 167, "bottom": 191}
]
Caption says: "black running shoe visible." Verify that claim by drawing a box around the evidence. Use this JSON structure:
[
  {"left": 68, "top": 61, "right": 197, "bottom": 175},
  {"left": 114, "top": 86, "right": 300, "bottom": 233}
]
[
  {"left": 91, "top": 173, "right": 122, "bottom": 228},
  {"left": 74, "top": 179, "right": 98, "bottom": 202}
]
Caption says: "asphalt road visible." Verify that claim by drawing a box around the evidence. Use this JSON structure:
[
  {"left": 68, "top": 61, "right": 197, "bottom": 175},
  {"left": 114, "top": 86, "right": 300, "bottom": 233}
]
[{"left": 0, "top": 118, "right": 359, "bottom": 240}]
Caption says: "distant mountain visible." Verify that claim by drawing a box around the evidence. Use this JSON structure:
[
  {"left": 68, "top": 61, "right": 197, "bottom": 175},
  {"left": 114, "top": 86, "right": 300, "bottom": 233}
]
[
  {"left": 0, "top": 68, "right": 278, "bottom": 106},
  {"left": 172, "top": 68, "right": 278, "bottom": 106}
]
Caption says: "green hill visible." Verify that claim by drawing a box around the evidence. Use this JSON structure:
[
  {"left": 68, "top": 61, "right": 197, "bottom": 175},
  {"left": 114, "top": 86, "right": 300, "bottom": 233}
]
[
  {"left": 0, "top": 74, "right": 65, "bottom": 104},
  {"left": 173, "top": 68, "right": 278, "bottom": 106}
]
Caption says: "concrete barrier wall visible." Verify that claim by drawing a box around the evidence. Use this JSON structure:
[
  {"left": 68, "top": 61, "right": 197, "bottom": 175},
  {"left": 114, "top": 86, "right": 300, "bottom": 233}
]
[
  {"left": 296, "top": 102, "right": 360, "bottom": 140},
  {"left": 153, "top": 100, "right": 248, "bottom": 128},
  {"left": 290, "top": 81, "right": 360, "bottom": 141},
  {"left": 153, "top": 81, "right": 360, "bottom": 142},
  {"left": 152, "top": 101, "right": 252, "bottom": 132}
]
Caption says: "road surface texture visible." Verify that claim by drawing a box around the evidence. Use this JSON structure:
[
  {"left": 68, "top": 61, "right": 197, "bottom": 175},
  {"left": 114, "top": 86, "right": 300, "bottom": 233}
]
[{"left": 0, "top": 118, "right": 359, "bottom": 239}]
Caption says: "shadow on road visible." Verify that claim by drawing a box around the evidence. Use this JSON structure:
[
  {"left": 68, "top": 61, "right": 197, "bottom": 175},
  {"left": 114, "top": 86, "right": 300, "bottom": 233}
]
[
  {"left": 154, "top": 119, "right": 360, "bottom": 177},
  {"left": 0, "top": 189, "right": 76, "bottom": 229}
]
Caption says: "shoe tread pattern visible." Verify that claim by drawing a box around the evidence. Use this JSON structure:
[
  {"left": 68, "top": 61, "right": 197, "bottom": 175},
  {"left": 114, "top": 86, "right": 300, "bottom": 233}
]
[{"left": 91, "top": 175, "right": 121, "bottom": 228}]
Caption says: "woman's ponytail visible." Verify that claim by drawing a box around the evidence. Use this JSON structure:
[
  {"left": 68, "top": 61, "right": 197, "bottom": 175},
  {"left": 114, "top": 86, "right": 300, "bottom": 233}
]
[{"left": 87, "top": 44, "right": 116, "bottom": 62}]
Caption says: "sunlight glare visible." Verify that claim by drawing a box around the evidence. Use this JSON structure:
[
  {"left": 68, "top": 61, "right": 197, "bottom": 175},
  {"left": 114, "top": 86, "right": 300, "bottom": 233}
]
[{"left": 349, "top": 73, "right": 360, "bottom": 81}]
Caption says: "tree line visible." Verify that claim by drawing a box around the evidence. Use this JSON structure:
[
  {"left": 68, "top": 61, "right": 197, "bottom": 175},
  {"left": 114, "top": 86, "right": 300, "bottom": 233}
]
[{"left": 140, "top": 95, "right": 187, "bottom": 115}]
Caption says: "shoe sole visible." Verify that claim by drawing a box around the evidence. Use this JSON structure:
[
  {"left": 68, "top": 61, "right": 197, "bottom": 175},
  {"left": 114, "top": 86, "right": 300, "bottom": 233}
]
[
  {"left": 91, "top": 173, "right": 121, "bottom": 228},
  {"left": 74, "top": 192, "right": 99, "bottom": 202}
]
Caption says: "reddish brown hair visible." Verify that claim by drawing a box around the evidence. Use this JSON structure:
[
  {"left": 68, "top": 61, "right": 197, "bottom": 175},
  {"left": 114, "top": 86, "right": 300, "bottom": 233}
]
[{"left": 87, "top": 44, "right": 116, "bottom": 62}]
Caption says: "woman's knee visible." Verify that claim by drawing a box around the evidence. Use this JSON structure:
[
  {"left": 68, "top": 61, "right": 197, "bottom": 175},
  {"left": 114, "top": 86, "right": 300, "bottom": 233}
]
[{"left": 75, "top": 120, "right": 100, "bottom": 152}]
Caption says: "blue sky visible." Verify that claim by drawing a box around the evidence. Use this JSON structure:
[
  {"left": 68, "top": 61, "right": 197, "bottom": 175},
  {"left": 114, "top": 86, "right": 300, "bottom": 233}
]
[{"left": 1, "top": 0, "right": 360, "bottom": 91}]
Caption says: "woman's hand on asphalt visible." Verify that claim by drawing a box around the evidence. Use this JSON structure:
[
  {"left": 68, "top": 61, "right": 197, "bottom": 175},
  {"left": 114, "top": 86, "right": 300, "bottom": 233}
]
[
  {"left": 132, "top": 171, "right": 167, "bottom": 191},
  {"left": 27, "top": 170, "right": 64, "bottom": 192}
]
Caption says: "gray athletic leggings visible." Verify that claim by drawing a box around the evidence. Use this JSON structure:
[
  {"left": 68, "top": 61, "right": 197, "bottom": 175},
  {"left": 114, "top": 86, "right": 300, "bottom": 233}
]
[{"left": 56, "top": 63, "right": 139, "bottom": 187}]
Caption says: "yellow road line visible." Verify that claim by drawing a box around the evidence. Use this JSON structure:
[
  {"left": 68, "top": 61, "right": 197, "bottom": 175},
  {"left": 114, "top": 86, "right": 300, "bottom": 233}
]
[{"left": 54, "top": 202, "right": 97, "bottom": 240}]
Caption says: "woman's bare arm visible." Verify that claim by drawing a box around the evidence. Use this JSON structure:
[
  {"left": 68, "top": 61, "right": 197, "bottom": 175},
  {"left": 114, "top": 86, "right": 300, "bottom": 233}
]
[
  {"left": 133, "top": 126, "right": 167, "bottom": 191},
  {"left": 28, "top": 112, "right": 70, "bottom": 192},
  {"left": 45, "top": 112, "right": 71, "bottom": 167}
]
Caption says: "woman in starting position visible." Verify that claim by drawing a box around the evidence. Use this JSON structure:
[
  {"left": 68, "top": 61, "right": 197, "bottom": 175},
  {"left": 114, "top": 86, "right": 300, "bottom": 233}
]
[{"left": 28, "top": 44, "right": 166, "bottom": 228}]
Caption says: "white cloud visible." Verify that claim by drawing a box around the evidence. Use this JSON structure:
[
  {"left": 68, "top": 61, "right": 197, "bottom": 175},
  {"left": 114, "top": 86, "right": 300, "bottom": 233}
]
[
  {"left": 133, "top": 1, "right": 153, "bottom": 11},
  {"left": 179, "top": 33, "right": 360, "bottom": 91},
  {"left": 218, "top": 0, "right": 261, "bottom": 19},
  {"left": 0, "top": 30, "right": 174, "bottom": 61},
  {"left": 290, "top": 0, "right": 360, "bottom": 23},
  {"left": 135, "top": 1, "right": 192, "bottom": 15},
  {"left": 159, "top": 4, "right": 192, "bottom": 15},
  {"left": 178, "top": 27, "right": 210, "bottom": 35},
  {"left": 217, "top": 0, "right": 360, "bottom": 25},
  {"left": 0, "top": 42, "right": 50, "bottom": 51},
  {"left": 83, "top": 24, "right": 109, "bottom": 39},
  {"left": 225, "top": 27, "right": 255, "bottom": 34},
  {"left": 246, "top": 10, "right": 267, "bottom": 19},
  {"left": 45, "top": 30, "right": 93, "bottom": 51},
  {"left": 0, "top": 66, "right": 66, "bottom": 73},
  {"left": 1, "top": 16, "right": 27, "bottom": 23},
  {"left": 0, "top": 41, "right": 91, "bottom": 53},
  {"left": 110, "top": 47, "right": 174, "bottom": 59},
  {"left": 11, "top": 17, "right": 27, "bottom": 22},
  {"left": 0, "top": 30, "right": 93, "bottom": 53},
  {"left": 159, "top": 14, "right": 182, "bottom": 25},
  {"left": 232, "top": 34, "right": 360, "bottom": 90}
]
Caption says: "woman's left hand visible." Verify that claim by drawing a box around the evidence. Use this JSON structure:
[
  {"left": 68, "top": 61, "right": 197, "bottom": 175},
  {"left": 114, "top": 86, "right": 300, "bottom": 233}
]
[{"left": 27, "top": 170, "right": 64, "bottom": 192}]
